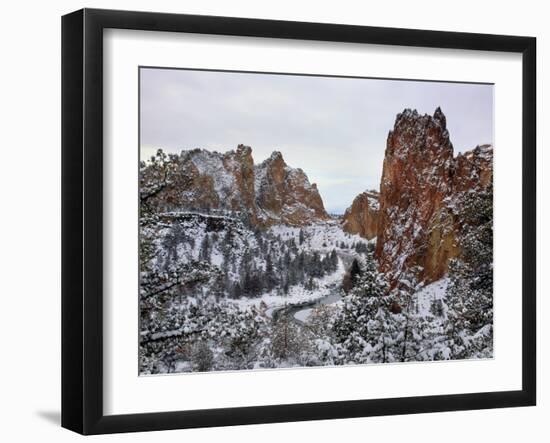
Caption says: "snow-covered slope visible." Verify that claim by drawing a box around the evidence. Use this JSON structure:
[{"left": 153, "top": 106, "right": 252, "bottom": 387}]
[{"left": 141, "top": 211, "right": 377, "bottom": 328}]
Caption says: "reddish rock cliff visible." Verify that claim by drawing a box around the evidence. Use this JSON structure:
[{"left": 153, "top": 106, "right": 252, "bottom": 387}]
[
  {"left": 222, "top": 145, "right": 258, "bottom": 223},
  {"left": 341, "top": 191, "right": 379, "bottom": 240},
  {"left": 147, "top": 145, "right": 328, "bottom": 227},
  {"left": 374, "top": 108, "right": 493, "bottom": 286},
  {"left": 453, "top": 144, "right": 493, "bottom": 193},
  {"left": 255, "top": 151, "right": 328, "bottom": 226}
]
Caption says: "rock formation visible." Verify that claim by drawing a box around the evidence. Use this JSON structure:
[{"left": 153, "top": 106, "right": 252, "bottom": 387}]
[
  {"left": 255, "top": 151, "right": 329, "bottom": 226},
  {"left": 341, "top": 191, "right": 379, "bottom": 240},
  {"left": 373, "top": 108, "right": 493, "bottom": 286},
  {"left": 144, "top": 108, "right": 492, "bottom": 287},
  {"left": 145, "top": 144, "right": 328, "bottom": 227}
]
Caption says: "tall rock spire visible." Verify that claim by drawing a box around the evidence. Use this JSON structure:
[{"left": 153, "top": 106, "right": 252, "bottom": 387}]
[{"left": 343, "top": 108, "right": 493, "bottom": 287}]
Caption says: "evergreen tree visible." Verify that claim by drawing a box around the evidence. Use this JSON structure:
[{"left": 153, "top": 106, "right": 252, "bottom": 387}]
[
  {"left": 191, "top": 341, "right": 214, "bottom": 372},
  {"left": 309, "top": 251, "right": 322, "bottom": 277},
  {"left": 242, "top": 272, "right": 262, "bottom": 297},
  {"left": 391, "top": 268, "right": 424, "bottom": 362},
  {"left": 297, "top": 251, "right": 305, "bottom": 271},
  {"left": 333, "top": 252, "right": 390, "bottom": 363},
  {"left": 430, "top": 298, "right": 444, "bottom": 317},
  {"left": 282, "top": 279, "right": 290, "bottom": 295},
  {"left": 330, "top": 249, "right": 338, "bottom": 272},
  {"left": 231, "top": 282, "right": 242, "bottom": 299},
  {"left": 139, "top": 148, "right": 179, "bottom": 215},
  {"left": 444, "top": 186, "right": 493, "bottom": 359},
  {"left": 299, "top": 228, "right": 305, "bottom": 245},
  {"left": 359, "top": 292, "right": 404, "bottom": 364},
  {"left": 264, "top": 254, "right": 277, "bottom": 291},
  {"left": 271, "top": 311, "right": 310, "bottom": 362},
  {"left": 342, "top": 258, "right": 362, "bottom": 292},
  {"left": 306, "top": 304, "right": 338, "bottom": 339},
  {"left": 199, "top": 234, "right": 211, "bottom": 262},
  {"left": 349, "top": 259, "right": 362, "bottom": 286},
  {"left": 225, "top": 307, "right": 266, "bottom": 369}
]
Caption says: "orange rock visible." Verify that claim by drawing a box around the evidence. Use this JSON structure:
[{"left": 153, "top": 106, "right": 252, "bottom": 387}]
[
  {"left": 372, "top": 108, "right": 492, "bottom": 287},
  {"left": 341, "top": 191, "right": 379, "bottom": 240},
  {"left": 255, "top": 151, "right": 329, "bottom": 226},
  {"left": 147, "top": 145, "right": 328, "bottom": 227}
]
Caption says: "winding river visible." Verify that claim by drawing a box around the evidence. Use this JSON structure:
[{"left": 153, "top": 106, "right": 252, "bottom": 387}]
[
  {"left": 269, "top": 252, "right": 361, "bottom": 326},
  {"left": 271, "top": 284, "right": 342, "bottom": 325}
]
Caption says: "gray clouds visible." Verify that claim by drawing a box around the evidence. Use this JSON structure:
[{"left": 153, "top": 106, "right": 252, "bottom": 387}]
[{"left": 140, "top": 68, "right": 493, "bottom": 213}]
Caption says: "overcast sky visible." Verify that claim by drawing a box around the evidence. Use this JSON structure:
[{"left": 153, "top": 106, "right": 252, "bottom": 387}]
[{"left": 140, "top": 68, "right": 493, "bottom": 214}]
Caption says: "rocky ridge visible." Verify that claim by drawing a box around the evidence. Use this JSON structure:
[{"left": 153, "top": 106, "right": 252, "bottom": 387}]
[{"left": 146, "top": 144, "right": 328, "bottom": 227}]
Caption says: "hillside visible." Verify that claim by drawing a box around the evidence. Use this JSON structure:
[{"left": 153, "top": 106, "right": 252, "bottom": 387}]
[
  {"left": 140, "top": 145, "right": 328, "bottom": 227},
  {"left": 139, "top": 108, "right": 493, "bottom": 374}
]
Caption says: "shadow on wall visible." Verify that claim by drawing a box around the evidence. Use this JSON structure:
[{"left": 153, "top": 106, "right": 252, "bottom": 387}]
[{"left": 35, "top": 410, "right": 60, "bottom": 426}]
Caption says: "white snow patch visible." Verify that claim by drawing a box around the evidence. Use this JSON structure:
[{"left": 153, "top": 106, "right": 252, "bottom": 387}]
[
  {"left": 294, "top": 308, "right": 313, "bottom": 322},
  {"left": 415, "top": 277, "right": 449, "bottom": 317}
]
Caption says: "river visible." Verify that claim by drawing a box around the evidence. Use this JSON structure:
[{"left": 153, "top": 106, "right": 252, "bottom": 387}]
[{"left": 271, "top": 284, "right": 342, "bottom": 325}]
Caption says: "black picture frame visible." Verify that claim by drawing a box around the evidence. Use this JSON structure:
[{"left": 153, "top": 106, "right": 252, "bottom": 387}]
[{"left": 61, "top": 8, "right": 536, "bottom": 435}]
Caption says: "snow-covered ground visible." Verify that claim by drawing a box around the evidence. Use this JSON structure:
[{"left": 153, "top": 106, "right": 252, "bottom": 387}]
[
  {"left": 269, "top": 219, "right": 374, "bottom": 254},
  {"left": 235, "top": 256, "right": 346, "bottom": 316},
  {"left": 154, "top": 214, "right": 371, "bottom": 318},
  {"left": 225, "top": 219, "right": 373, "bottom": 321},
  {"left": 293, "top": 276, "right": 451, "bottom": 325},
  {"left": 294, "top": 308, "right": 314, "bottom": 322},
  {"left": 415, "top": 278, "right": 449, "bottom": 317},
  {"left": 151, "top": 212, "right": 451, "bottom": 326}
]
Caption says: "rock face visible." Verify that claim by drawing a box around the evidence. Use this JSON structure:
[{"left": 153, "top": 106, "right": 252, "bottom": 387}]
[
  {"left": 374, "top": 108, "right": 493, "bottom": 286},
  {"left": 255, "top": 151, "right": 329, "bottom": 226},
  {"left": 152, "top": 145, "right": 328, "bottom": 227},
  {"left": 341, "top": 191, "right": 379, "bottom": 240},
  {"left": 453, "top": 144, "right": 493, "bottom": 193},
  {"left": 161, "top": 144, "right": 259, "bottom": 223}
]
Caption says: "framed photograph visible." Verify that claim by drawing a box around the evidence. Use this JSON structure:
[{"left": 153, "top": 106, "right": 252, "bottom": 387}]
[{"left": 61, "top": 8, "right": 536, "bottom": 435}]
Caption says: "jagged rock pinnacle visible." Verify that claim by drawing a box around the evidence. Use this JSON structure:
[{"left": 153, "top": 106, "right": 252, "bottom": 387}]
[{"left": 433, "top": 106, "right": 446, "bottom": 128}]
